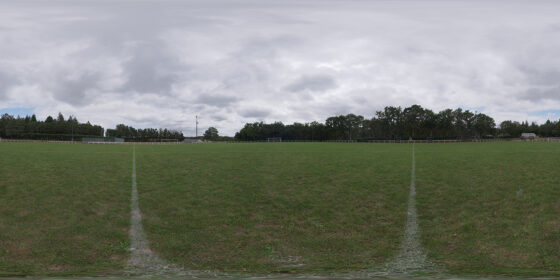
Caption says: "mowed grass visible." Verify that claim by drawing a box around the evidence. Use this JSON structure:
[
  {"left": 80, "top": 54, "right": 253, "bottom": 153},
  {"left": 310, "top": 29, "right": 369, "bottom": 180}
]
[
  {"left": 0, "top": 143, "right": 131, "bottom": 276},
  {"left": 135, "top": 143, "right": 412, "bottom": 273},
  {"left": 3, "top": 141, "right": 557, "bottom": 277},
  {"left": 416, "top": 142, "right": 560, "bottom": 276}
]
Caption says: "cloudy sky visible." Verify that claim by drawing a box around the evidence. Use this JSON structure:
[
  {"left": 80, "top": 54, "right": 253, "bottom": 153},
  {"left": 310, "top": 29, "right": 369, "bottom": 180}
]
[{"left": 1, "top": 0, "right": 559, "bottom": 136}]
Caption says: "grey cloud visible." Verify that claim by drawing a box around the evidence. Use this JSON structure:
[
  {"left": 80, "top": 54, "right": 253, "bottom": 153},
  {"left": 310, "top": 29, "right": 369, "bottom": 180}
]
[
  {"left": 520, "top": 87, "right": 560, "bottom": 102},
  {"left": 53, "top": 72, "right": 103, "bottom": 106},
  {"left": 322, "top": 103, "right": 353, "bottom": 116},
  {"left": 240, "top": 108, "right": 270, "bottom": 119},
  {"left": 196, "top": 94, "right": 239, "bottom": 108},
  {"left": 211, "top": 114, "right": 227, "bottom": 122},
  {"left": 516, "top": 62, "right": 560, "bottom": 102},
  {"left": 124, "top": 115, "right": 155, "bottom": 125},
  {"left": 2, "top": 0, "right": 560, "bottom": 136},
  {"left": 122, "top": 42, "right": 181, "bottom": 94},
  {"left": 353, "top": 96, "right": 367, "bottom": 104},
  {"left": 0, "top": 71, "right": 14, "bottom": 98},
  {"left": 520, "top": 67, "right": 560, "bottom": 87},
  {"left": 236, "top": 35, "right": 302, "bottom": 59},
  {"left": 285, "top": 75, "right": 337, "bottom": 92}
]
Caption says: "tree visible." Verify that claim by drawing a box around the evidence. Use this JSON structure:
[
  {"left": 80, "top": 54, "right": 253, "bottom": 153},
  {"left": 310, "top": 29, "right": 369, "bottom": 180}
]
[
  {"left": 325, "top": 115, "right": 346, "bottom": 140},
  {"left": 499, "top": 120, "right": 521, "bottom": 137},
  {"left": 57, "top": 112, "right": 65, "bottom": 122},
  {"left": 345, "top": 114, "right": 364, "bottom": 140},
  {"left": 203, "top": 127, "right": 219, "bottom": 140},
  {"left": 435, "top": 109, "right": 454, "bottom": 139},
  {"left": 472, "top": 113, "right": 495, "bottom": 138},
  {"left": 402, "top": 105, "right": 425, "bottom": 139},
  {"left": 376, "top": 106, "right": 403, "bottom": 140}
]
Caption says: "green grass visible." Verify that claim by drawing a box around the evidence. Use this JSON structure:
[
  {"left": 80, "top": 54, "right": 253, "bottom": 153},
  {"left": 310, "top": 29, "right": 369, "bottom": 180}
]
[
  {"left": 1, "top": 141, "right": 559, "bottom": 277},
  {"left": 416, "top": 142, "right": 560, "bottom": 276},
  {"left": 135, "top": 143, "right": 411, "bottom": 273},
  {"left": 0, "top": 143, "right": 131, "bottom": 276}
]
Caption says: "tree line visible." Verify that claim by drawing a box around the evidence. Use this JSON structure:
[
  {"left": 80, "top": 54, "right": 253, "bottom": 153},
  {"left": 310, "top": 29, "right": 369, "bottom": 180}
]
[
  {"left": 234, "top": 105, "right": 560, "bottom": 141},
  {"left": 0, "top": 113, "right": 184, "bottom": 141},
  {"left": 2, "top": 106, "right": 560, "bottom": 142},
  {"left": 0, "top": 112, "right": 104, "bottom": 140},
  {"left": 106, "top": 124, "right": 184, "bottom": 141}
]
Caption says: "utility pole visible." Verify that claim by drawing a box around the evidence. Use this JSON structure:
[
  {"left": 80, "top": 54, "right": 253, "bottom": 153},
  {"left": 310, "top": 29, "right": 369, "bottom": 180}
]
[{"left": 195, "top": 115, "right": 199, "bottom": 138}]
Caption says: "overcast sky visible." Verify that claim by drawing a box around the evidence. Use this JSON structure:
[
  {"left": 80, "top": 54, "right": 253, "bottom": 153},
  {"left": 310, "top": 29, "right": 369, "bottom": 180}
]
[{"left": 1, "top": 0, "right": 559, "bottom": 136}]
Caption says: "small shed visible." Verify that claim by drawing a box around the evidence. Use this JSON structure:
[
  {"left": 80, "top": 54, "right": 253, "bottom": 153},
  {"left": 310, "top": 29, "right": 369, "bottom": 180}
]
[{"left": 520, "top": 133, "right": 536, "bottom": 140}]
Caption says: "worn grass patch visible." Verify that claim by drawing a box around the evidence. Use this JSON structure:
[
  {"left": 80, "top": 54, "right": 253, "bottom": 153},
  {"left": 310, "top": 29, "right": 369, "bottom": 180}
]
[
  {"left": 0, "top": 143, "right": 131, "bottom": 276},
  {"left": 415, "top": 142, "right": 560, "bottom": 277},
  {"left": 135, "top": 143, "right": 411, "bottom": 273}
]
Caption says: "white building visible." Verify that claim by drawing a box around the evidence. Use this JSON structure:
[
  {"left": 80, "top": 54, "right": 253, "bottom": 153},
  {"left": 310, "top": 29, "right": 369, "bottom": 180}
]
[{"left": 520, "top": 133, "right": 536, "bottom": 140}]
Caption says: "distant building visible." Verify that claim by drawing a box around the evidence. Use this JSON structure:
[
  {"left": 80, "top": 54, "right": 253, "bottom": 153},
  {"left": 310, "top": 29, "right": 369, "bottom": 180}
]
[{"left": 520, "top": 133, "right": 536, "bottom": 140}]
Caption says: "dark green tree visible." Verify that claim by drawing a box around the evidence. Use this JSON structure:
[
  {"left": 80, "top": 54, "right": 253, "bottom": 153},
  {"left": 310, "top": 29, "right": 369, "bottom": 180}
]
[
  {"left": 203, "top": 127, "right": 219, "bottom": 140},
  {"left": 57, "top": 112, "right": 65, "bottom": 122}
]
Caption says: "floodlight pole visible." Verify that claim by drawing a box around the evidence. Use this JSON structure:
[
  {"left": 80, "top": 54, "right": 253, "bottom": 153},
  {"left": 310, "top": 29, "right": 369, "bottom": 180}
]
[{"left": 195, "top": 115, "right": 199, "bottom": 138}]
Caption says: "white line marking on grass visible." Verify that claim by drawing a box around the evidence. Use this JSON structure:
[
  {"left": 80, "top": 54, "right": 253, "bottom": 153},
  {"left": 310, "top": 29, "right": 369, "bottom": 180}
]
[
  {"left": 386, "top": 143, "right": 434, "bottom": 273},
  {"left": 127, "top": 145, "right": 174, "bottom": 274},
  {"left": 126, "top": 145, "right": 217, "bottom": 277},
  {"left": 123, "top": 143, "right": 433, "bottom": 277}
]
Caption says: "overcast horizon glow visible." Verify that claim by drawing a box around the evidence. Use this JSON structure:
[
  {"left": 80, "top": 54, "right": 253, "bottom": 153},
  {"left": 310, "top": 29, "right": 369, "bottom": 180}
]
[{"left": 1, "top": 0, "right": 559, "bottom": 136}]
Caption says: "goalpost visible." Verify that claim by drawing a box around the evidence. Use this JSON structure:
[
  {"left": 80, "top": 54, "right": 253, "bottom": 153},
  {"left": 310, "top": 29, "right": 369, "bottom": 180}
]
[{"left": 267, "top": 137, "right": 282, "bottom": 142}]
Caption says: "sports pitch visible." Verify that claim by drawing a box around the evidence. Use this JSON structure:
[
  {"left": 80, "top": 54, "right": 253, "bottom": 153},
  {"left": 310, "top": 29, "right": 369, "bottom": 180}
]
[{"left": 0, "top": 142, "right": 558, "bottom": 277}]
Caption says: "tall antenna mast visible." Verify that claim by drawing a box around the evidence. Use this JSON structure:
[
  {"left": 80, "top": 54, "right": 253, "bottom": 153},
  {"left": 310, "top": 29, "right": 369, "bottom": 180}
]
[{"left": 195, "top": 115, "right": 199, "bottom": 138}]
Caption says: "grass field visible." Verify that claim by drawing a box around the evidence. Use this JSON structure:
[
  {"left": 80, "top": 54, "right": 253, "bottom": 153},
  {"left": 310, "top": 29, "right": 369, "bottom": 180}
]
[
  {"left": 0, "top": 141, "right": 559, "bottom": 277},
  {"left": 0, "top": 143, "right": 131, "bottom": 276},
  {"left": 135, "top": 143, "right": 411, "bottom": 273},
  {"left": 416, "top": 142, "right": 560, "bottom": 276}
]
